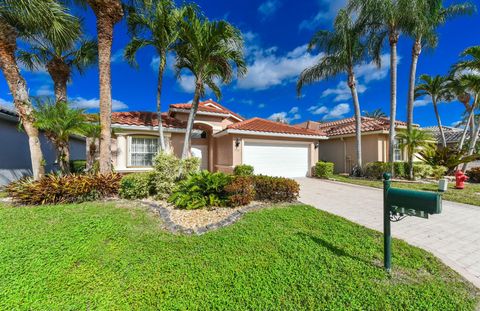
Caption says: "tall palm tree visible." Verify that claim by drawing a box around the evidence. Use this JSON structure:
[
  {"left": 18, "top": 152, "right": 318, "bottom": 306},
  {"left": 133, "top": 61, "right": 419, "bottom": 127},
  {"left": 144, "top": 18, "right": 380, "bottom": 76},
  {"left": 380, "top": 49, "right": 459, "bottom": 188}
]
[
  {"left": 455, "top": 75, "right": 480, "bottom": 151},
  {"left": 405, "top": 0, "right": 475, "bottom": 135},
  {"left": 175, "top": 11, "right": 247, "bottom": 159},
  {"left": 297, "top": 9, "right": 379, "bottom": 174},
  {"left": 452, "top": 46, "right": 480, "bottom": 169},
  {"left": 125, "top": 0, "right": 186, "bottom": 151},
  {"left": 75, "top": 0, "right": 124, "bottom": 173},
  {"left": 446, "top": 75, "right": 475, "bottom": 146},
  {"left": 18, "top": 32, "right": 97, "bottom": 103},
  {"left": 397, "top": 128, "right": 435, "bottom": 178},
  {"left": 0, "top": 0, "right": 79, "bottom": 180},
  {"left": 415, "top": 74, "right": 452, "bottom": 148},
  {"left": 34, "top": 98, "right": 90, "bottom": 173},
  {"left": 349, "top": 0, "right": 413, "bottom": 174}
]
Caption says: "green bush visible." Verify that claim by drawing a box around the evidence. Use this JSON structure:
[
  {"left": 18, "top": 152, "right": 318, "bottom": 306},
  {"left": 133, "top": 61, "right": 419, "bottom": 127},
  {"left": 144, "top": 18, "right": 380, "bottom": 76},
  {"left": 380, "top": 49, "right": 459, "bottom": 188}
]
[
  {"left": 153, "top": 152, "right": 181, "bottom": 199},
  {"left": 69, "top": 160, "right": 86, "bottom": 173},
  {"left": 364, "top": 162, "right": 388, "bottom": 179},
  {"left": 233, "top": 164, "right": 254, "bottom": 176},
  {"left": 413, "top": 163, "right": 434, "bottom": 179},
  {"left": 6, "top": 173, "right": 121, "bottom": 205},
  {"left": 168, "top": 171, "right": 231, "bottom": 209},
  {"left": 431, "top": 166, "right": 448, "bottom": 180},
  {"left": 392, "top": 162, "right": 408, "bottom": 178},
  {"left": 224, "top": 176, "right": 255, "bottom": 207},
  {"left": 181, "top": 157, "right": 201, "bottom": 177},
  {"left": 315, "top": 161, "right": 334, "bottom": 178},
  {"left": 466, "top": 167, "right": 480, "bottom": 183},
  {"left": 119, "top": 172, "right": 156, "bottom": 199},
  {"left": 251, "top": 175, "right": 299, "bottom": 202}
]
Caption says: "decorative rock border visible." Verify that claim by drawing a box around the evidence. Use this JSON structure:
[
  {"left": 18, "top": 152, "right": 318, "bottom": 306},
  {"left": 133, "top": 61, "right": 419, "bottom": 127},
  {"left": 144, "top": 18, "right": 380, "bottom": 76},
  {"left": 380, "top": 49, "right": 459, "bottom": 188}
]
[{"left": 142, "top": 201, "right": 269, "bottom": 235}]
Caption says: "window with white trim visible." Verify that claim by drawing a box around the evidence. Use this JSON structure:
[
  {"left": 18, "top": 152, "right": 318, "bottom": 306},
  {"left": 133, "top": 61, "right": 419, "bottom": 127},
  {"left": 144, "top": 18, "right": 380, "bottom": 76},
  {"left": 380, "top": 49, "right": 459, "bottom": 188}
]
[
  {"left": 393, "top": 138, "right": 403, "bottom": 162},
  {"left": 128, "top": 137, "right": 158, "bottom": 167}
]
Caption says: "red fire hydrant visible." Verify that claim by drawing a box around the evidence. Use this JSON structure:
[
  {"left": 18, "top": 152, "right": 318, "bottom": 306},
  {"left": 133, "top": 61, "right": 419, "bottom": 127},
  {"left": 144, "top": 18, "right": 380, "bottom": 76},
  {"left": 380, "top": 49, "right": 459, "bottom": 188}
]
[{"left": 455, "top": 170, "right": 468, "bottom": 189}]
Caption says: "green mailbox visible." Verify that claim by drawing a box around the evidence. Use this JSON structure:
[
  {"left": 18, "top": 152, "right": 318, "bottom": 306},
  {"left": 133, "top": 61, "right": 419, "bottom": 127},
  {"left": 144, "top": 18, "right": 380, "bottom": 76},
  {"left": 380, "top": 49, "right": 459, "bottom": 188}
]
[
  {"left": 386, "top": 188, "right": 442, "bottom": 218},
  {"left": 382, "top": 173, "right": 442, "bottom": 273}
]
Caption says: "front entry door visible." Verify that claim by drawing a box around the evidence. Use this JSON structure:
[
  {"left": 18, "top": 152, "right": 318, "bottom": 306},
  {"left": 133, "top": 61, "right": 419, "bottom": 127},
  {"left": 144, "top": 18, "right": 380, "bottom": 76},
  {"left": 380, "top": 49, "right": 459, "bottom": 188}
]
[{"left": 191, "top": 145, "right": 209, "bottom": 170}]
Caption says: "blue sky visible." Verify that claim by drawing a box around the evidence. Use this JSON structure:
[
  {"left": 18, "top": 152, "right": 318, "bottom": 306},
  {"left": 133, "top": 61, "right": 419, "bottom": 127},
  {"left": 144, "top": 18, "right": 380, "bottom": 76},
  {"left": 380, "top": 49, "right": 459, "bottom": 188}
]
[{"left": 1, "top": 0, "right": 479, "bottom": 127}]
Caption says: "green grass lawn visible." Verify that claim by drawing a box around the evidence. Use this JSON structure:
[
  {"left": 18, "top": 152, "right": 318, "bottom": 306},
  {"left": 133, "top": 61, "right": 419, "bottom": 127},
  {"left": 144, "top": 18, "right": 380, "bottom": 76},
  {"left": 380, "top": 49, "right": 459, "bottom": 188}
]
[
  {"left": 331, "top": 175, "right": 480, "bottom": 207},
  {"left": 0, "top": 202, "right": 478, "bottom": 310}
]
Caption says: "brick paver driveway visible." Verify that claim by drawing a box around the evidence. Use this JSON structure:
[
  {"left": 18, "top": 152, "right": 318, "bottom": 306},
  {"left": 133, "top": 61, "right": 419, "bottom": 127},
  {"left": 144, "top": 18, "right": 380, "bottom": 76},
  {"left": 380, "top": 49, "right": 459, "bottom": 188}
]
[{"left": 297, "top": 178, "right": 480, "bottom": 288}]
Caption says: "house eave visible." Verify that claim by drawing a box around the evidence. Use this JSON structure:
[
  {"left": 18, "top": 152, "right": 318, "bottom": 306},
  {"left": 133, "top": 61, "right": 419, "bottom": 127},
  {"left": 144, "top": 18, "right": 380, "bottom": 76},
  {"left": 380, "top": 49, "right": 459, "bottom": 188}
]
[
  {"left": 213, "top": 129, "right": 328, "bottom": 140},
  {"left": 111, "top": 123, "right": 202, "bottom": 133},
  {"left": 170, "top": 108, "right": 244, "bottom": 122}
]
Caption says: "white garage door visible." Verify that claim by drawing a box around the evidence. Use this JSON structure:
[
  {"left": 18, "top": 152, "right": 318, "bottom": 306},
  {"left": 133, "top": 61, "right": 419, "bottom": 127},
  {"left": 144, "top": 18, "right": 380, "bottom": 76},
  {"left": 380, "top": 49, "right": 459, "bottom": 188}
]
[{"left": 243, "top": 141, "right": 310, "bottom": 178}]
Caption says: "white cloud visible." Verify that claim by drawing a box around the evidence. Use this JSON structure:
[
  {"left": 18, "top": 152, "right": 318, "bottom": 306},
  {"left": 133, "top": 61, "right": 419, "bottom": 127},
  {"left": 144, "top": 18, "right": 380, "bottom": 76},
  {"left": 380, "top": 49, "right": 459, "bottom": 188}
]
[
  {"left": 150, "top": 53, "right": 176, "bottom": 73},
  {"left": 0, "top": 97, "right": 13, "bottom": 108},
  {"left": 111, "top": 49, "right": 124, "bottom": 63},
  {"left": 289, "top": 106, "right": 299, "bottom": 114},
  {"left": 323, "top": 103, "right": 350, "bottom": 120},
  {"left": 414, "top": 96, "right": 431, "bottom": 107},
  {"left": 237, "top": 44, "right": 321, "bottom": 90},
  {"left": 258, "top": 0, "right": 281, "bottom": 19},
  {"left": 35, "top": 84, "right": 54, "bottom": 97},
  {"left": 354, "top": 53, "right": 395, "bottom": 83},
  {"left": 258, "top": 103, "right": 265, "bottom": 108},
  {"left": 70, "top": 97, "right": 128, "bottom": 111},
  {"left": 299, "top": 0, "right": 347, "bottom": 30},
  {"left": 177, "top": 74, "right": 196, "bottom": 93},
  {"left": 308, "top": 105, "right": 329, "bottom": 115},
  {"left": 268, "top": 108, "right": 301, "bottom": 123},
  {"left": 321, "top": 80, "right": 366, "bottom": 102}
]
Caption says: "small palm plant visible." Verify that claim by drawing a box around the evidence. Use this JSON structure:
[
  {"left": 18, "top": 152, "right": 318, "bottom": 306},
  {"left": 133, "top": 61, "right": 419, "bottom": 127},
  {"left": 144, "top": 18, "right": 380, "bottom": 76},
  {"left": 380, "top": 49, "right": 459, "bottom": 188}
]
[
  {"left": 175, "top": 10, "right": 247, "bottom": 159},
  {"left": 363, "top": 109, "right": 387, "bottom": 119},
  {"left": 397, "top": 128, "right": 435, "bottom": 180},
  {"left": 34, "top": 98, "right": 90, "bottom": 174}
]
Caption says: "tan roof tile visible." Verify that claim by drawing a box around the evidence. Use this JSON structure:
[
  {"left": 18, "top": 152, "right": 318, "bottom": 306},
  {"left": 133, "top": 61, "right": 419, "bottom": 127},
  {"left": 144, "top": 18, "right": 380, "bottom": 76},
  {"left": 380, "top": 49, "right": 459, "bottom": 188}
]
[{"left": 227, "top": 117, "right": 325, "bottom": 136}]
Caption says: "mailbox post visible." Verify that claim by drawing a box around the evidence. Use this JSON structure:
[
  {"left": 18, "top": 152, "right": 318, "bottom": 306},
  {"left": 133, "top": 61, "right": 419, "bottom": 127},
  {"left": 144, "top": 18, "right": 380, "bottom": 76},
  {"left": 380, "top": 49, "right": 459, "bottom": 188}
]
[{"left": 382, "top": 172, "right": 442, "bottom": 273}]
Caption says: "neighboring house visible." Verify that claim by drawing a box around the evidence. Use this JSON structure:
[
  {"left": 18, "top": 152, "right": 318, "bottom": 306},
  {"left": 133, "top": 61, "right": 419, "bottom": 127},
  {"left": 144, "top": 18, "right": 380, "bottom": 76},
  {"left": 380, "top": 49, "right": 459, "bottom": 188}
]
[
  {"left": 296, "top": 117, "right": 410, "bottom": 174},
  {"left": 111, "top": 100, "right": 325, "bottom": 178},
  {"left": 0, "top": 105, "right": 86, "bottom": 186}
]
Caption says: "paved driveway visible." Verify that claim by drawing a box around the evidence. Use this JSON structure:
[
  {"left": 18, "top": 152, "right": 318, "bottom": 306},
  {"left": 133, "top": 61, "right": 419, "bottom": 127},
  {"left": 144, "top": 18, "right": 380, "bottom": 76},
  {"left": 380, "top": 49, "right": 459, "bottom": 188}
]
[{"left": 297, "top": 178, "right": 480, "bottom": 288}]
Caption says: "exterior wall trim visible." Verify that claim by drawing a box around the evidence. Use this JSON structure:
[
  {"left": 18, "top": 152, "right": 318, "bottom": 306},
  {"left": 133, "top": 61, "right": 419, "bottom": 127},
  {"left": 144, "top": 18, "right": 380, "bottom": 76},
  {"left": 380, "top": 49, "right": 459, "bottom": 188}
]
[{"left": 112, "top": 123, "right": 202, "bottom": 133}]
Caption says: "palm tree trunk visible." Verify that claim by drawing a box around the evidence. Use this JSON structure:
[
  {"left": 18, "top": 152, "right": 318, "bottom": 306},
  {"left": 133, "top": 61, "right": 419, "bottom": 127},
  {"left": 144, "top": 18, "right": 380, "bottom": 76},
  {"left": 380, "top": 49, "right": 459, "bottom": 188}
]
[
  {"left": 462, "top": 116, "right": 480, "bottom": 171},
  {"left": 181, "top": 80, "right": 202, "bottom": 159},
  {"left": 157, "top": 51, "right": 166, "bottom": 151},
  {"left": 0, "top": 22, "right": 45, "bottom": 180},
  {"left": 348, "top": 70, "right": 362, "bottom": 175},
  {"left": 96, "top": 14, "right": 115, "bottom": 174},
  {"left": 388, "top": 30, "right": 399, "bottom": 176},
  {"left": 57, "top": 141, "right": 70, "bottom": 174},
  {"left": 459, "top": 96, "right": 477, "bottom": 150},
  {"left": 86, "top": 137, "right": 96, "bottom": 171},
  {"left": 432, "top": 100, "right": 447, "bottom": 148},
  {"left": 47, "top": 59, "right": 70, "bottom": 103},
  {"left": 407, "top": 38, "right": 421, "bottom": 133}
]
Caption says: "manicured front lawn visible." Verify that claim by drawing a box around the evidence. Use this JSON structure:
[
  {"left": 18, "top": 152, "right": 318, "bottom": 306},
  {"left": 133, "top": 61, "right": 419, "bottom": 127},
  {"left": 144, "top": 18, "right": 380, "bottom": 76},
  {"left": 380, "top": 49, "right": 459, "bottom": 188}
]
[
  {"left": 331, "top": 174, "right": 480, "bottom": 207},
  {"left": 0, "top": 202, "right": 478, "bottom": 310}
]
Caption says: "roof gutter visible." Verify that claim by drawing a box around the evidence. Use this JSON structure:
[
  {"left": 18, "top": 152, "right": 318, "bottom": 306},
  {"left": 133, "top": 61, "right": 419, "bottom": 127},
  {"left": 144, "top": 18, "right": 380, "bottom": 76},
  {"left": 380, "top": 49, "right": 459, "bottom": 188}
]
[
  {"left": 213, "top": 129, "right": 328, "bottom": 140},
  {"left": 170, "top": 108, "right": 244, "bottom": 122}
]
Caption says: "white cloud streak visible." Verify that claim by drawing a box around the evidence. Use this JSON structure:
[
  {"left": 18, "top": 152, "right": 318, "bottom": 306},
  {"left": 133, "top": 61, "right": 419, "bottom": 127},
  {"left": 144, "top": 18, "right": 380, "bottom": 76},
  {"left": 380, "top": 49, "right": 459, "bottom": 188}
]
[
  {"left": 70, "top": 97, "right": 129, "bottom": 111},
  {"left": 258, "top": 0, "right": 281, "bottom": 19},
  {"left": 299, "top": 0, "right": 348, "bottom": 30}
]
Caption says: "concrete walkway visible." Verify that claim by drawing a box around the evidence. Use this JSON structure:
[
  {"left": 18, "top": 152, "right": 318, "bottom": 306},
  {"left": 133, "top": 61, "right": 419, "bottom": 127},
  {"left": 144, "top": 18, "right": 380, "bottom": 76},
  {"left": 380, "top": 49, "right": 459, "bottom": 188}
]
[{"left": 297, "top": 178, "right": 480, "bottom": 288}]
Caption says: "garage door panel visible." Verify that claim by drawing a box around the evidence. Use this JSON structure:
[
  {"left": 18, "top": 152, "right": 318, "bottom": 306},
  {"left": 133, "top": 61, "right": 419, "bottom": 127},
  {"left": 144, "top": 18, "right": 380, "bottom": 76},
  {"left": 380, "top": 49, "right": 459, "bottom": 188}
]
[{"left": 243, "top": 141, "right": 309, "bottom": 178}]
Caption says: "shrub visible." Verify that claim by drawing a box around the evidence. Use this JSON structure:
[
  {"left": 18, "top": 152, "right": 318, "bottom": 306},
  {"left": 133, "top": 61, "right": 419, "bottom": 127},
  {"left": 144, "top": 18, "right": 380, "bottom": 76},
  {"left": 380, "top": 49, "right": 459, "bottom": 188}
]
[
  {"left": 413, "top": 163, "right": 433, "bottom": 179},
  {"left": 364, "top": 162, "right": 388, "bottom": 179},
  {"left": 6, "top": 173, "right": 121, "bottom": 205},
  {"left": 315, "top": 161, "right": 334, "bottom": 178},
  {"left": 392, "top": 162, "right": 408, "bottom": 178},
  {"left": 224, "top": 176, "right": 255, "bottom": 207},
  {"left": 182, "top": 157, "right": 201, "bottom": 177},
  {"left": 168, "top": 171, "right": 231, "bottom": 209},
  {"left": 153, "top": 152, "right": 181, "bottom": 199},
  {"left": 251, "top": 175, "right": 299, "bottom": 203},
  {"left": 233, "top": 164, "right": 254, "bottom": 176},
  {"left": 466, "top": 167, "right": 480, "bottom": 183},
  {"left": 69, "top": 160, "right": 86, "bottom": 173},
  {"left": 119, "top": 172, "right": 156, "bottom": 199},
  {"left": 418, "top": 146, "right": 480, "bottom": 174},
  {"left": 431, "top": 166, "right": 448, "bottom": 180}
]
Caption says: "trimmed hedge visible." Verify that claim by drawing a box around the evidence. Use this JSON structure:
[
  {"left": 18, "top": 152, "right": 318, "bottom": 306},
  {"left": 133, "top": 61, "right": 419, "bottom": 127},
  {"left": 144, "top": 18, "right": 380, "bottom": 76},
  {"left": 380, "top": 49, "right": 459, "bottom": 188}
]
[
  {"left": 466, "top": 167, "right": 480, "bottom": 183},
  {"left": 119, "top": 172, "right": 156, "bottom": 199},
  {"left": 224, "top": 176, "right": 255, "bottom": 207},
  {"left": 6, "top": 173, "right": 121, "bottom": 205},
  {"left": 233, "top": 165, "right": 254, "bottom": 176},
  {"left": 315, "top": 161, "right": 334, "bottom": 178},
  {"left": 251, "top": 175, "right": 299, "bottom": 203}
]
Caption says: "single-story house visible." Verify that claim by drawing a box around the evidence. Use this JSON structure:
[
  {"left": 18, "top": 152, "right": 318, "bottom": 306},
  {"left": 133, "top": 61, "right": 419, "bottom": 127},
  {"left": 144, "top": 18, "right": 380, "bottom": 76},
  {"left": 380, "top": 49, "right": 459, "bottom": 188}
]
[
  {"left": 110, "top": 100, "right": 325, "bottom": 178},
  {"left": 296, "top": 117, "right": 410, "bottom": 174},
  {"left": 0, "top": 105, "right": 86, "bottom": 186}
]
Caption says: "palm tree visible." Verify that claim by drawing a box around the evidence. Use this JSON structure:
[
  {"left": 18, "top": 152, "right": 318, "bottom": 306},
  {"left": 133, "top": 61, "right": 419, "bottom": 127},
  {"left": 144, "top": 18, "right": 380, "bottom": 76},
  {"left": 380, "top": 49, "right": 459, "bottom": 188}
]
[
  {"left": 18, "top": 32, "right": 97, "bottom": 103},
  {"left": 0, "top": 0, "right": 79, "bottom": 180},
  {"left": 446, "top": 75, "right": 475, "bottom": 146},
  {"left": 82, "top": 121, "right": 101, "bottom": 172},
  {"left": 75, "top": 0, "right": 124, "bottom": 173},
  {"left": 405, "top": 0, "right": 475, "bottom": 135},
  {"left": 349, "top": 0, "right": 413, "bottom": 174},
  {"left": 297, "top": 9, "right": 379, "bottom": 174},
  {"left": 456, "top": 75, "right": 480, "bottom": 151},
  {"left": 125, "top": 0, "right": 186, "bottom": 151},
  {"left": 415, "top": 74, "right": 452, "bottom": 148},
  {"left": 452, "top": 46, "right": 480, "bottom": 169},
  {"left": 34, "top": 98, "right": 90, "bottom": 174},
  {"left": 175, "top": 11, "right": 247, "bottom": 159},
  {"left": 397, "top": 128, "right": 435, "bottom": 179},
  {"left": 364, "top": 108, "right": 387, "bottom": 119}
]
